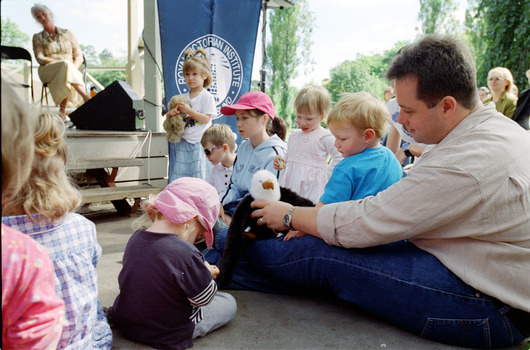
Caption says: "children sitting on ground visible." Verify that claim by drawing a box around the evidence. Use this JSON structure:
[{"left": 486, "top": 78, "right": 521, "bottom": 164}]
[
  {"left": 110, "top": 178, "right": 237, "bottom": 350},
  {"left": 2, "top": 78, "right": 65, "bottom": 350},
  {"left": 201, "top": 124, "right": 238, "bottom": 194},
  {"left": 274, "top": 85, "right": 342, "bottom": 204},
  {"left": 166, "top": 47, "right": 216, "bottom": 182},
  {"left": 283, "top": 92, "right": 403, "bottom": 241},
  {"left": 2, "top": 113, "right": 113, "bottom": 349},
  {"left": 219, "top": 91, "right": 287, "bottom": 224}
]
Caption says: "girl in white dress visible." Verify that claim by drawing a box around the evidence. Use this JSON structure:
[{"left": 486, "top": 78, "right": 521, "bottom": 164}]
[{"left": 274, "top": 86, "right": 342, "bottom": 204}]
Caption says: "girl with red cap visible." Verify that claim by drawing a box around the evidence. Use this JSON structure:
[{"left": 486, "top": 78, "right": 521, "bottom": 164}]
[{"left": 218, "top": 91, "right": 287, "bottom": 223}]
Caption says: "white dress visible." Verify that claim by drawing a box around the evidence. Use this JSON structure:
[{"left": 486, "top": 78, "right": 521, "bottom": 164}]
[{"left": 279, "top": 128, "right": 342, "bottom": 204}]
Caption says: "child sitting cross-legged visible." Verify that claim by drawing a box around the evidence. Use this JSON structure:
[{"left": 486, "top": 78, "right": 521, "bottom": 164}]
[{"left": 109, "top": 177, "right": 237, "bottom": 350}]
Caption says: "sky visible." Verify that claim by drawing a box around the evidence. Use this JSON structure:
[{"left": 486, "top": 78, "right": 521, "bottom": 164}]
[{"left": 1, "top": 0, "right": 465, "bottom": 88}]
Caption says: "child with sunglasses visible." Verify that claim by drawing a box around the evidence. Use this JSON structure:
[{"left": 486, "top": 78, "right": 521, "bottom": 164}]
[{"left": 201, "top": 124, "right": 238, "bottom": 194}]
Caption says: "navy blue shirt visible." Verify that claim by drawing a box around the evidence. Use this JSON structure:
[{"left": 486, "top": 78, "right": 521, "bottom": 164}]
[{"left": 112, "top": 229, "right": 217, "bottom": 350}]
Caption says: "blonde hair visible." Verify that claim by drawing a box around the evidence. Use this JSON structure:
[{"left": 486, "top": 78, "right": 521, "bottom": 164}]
[
  {"left": 1, "top": 77, "right": 37, "bottom": 207},
  {"left": 294, "top": 85, "right": 331, "bottom": 119},
  {"left": 182, "top": 47, "right": 212, "bottom": 88},
  {"left": 327, "top": 92, "right": 389, "bottom": 140},
  {"left": 3, "top": 113, "right": 82, "bottom": 221},
  {"left": 201, "top": 124, "right": 236, "bottom": 152},
  {"left": 488, "top": 67, "right": 514, "bottom": 95}
]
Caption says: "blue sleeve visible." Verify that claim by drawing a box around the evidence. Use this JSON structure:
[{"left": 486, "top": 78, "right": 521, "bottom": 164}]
[{"left": 319, "top": 163, "right": 354, "bottom": 204}]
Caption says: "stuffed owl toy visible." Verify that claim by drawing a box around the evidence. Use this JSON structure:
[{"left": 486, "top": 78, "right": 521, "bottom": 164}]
[
  {"left": 216, "top": 170, "right": 314, "bottom": 288},
  {"left": 163, "top": 95, "right": 188, "bottom": 143}
]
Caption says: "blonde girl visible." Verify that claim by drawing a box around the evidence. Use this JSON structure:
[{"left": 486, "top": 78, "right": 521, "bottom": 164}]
[
  {"left": 166, "top": 47, "right": 216, "bottom": 181},
  {"left": 274, "top": 85, "right": 342, "bottom": 204},
  {"left": 2, "top": 113, "right": 113, "bottom": 349}
]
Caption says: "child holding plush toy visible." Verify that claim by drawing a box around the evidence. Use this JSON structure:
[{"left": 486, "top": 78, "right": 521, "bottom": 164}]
[
  {"left": 166, "top": 47, "right": 216, "bottom": 182},
  {"left": 109, "top": 177, "right": 237, "bottom": 350},
  {"left": 273, "top": 85, "right": 342, "bottom": 204}
]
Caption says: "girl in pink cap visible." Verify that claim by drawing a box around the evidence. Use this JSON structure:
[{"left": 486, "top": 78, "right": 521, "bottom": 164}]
[
  {"left": 110, "top": 177, "right": 236, "bottom": 350},
  {"left": 218, "top": 91, "right": 287, "bottom": 224}
]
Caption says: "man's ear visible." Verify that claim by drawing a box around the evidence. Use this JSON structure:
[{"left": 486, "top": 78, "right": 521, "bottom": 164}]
[
  {"left": 441, "top": 96, "right": 457, "bottom": 119},
  {"left": 364, "top": 128, "right": 376, "bottom": 144}
]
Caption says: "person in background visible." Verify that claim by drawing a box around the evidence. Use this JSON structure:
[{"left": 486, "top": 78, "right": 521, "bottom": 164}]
[
  {"left": 274, "top": 85, "right": 342, "bottom": 205},
  {"left": 166, "top": 47, "right": 216, "bottom": 182},
  {"left": 202, "top": 124, "right": 238, "bottom": 194},
  {"left": 482, "top": 66, "right": 518, "bottom": 119},
  {"left": 31, "top": 3, "right": 90, "bottom": 122},
  {"left": 110, "top": 178, "right": 237, "bottom": 350},
  {"left": 2, "top": 113, "right": 113, "bottom": 349},
  {"left": 383, "top": 86, "right": 395, "bottom": 103},
  {"left": 218, "top": 91, "right": 287, "bottom": 225},
  {"left": 478, "top": 86, "right": 490, "bottom": 101},
  {"left": 1, "top": 76, "right": 65, "bottom": 350},
  {"left": 512, "top": 68, "right": 530, "bottom": 130}
]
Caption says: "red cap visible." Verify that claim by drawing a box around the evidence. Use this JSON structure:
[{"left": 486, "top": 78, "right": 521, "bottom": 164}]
[{"left": 220, "top": 91, "right": 275, "bottom": 119}]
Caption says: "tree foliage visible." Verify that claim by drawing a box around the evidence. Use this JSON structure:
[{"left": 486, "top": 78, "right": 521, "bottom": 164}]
[
  {"left": 266, "top": 0, "right": 314, "bottom": 127},
  {"left": 325, "top": 42, "right": 408, "bottom": 103},
  {"left": 417, "top": 0, "right": 459, "bottom": 35},
  {"left": 81, "top": 45, "right": 127, "bottom": 88},
  {"left": 1, "top": 18, "right": 30, "bottom": 49},
  {"left": 465, "top": 0, "right": 530, "bottom": 89}
]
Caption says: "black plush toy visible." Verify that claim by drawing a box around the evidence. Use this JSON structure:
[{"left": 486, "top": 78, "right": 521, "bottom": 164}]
[{"left": 216, "top": 170, "right": 314, "bottom": 288}]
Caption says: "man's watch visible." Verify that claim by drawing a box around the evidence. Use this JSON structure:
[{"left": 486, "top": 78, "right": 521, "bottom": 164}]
[
  {"left": 402, "top": 143, "right": 412, "bottom": 157},
  {"left": 283, "top": 206, "right": 297, "bottom": 230}
]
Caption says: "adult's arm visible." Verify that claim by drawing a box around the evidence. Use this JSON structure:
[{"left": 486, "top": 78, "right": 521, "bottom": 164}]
[
  {"left": 251, "top": 200, "right": 322, "bottom": 238},
  {"left": 32, "top": 33, "right": 54, "bottom": 66},
  {"left": 386, "top": 123, "right": 402, "bottom": 154},
  {"left": 253, "top": 158, "right": 481, "bottom": 249},
  {"left": 68, "top": 30, "right": 84, "bottom": 69}
]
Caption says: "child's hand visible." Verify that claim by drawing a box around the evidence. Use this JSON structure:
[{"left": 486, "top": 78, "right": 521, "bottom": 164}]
[
  {"left": 282, "top": 230, "right": 306, "bottom": 241},
  {"left": 166, "top": 106, "right": 180, "bottom": 118},
  {"left": 204, "top": 261, "right": 220, "bottom": 279},
  {"left": 274, "top": 155, "right": 286, "bottom": 170},
  {"left": 176, "top": 102, "right": 192, "bottom": 116}
]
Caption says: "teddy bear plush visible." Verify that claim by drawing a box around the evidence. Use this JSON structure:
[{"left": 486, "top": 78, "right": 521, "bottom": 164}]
[
  {"left": 216, "top": 170, "right": 314, "bottom": 288},
  {"left": 163, "top": 95, "right": 188, "bottom": 142}
]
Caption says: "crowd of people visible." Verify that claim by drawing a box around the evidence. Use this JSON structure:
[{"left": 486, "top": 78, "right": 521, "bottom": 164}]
[{"left": 2, "top": 4, "right": 529, "bottom": 348}]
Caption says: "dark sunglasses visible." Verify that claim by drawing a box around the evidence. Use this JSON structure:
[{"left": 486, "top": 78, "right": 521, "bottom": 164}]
[{"left": 204, "top": 145, "right": 221, "bottom": 156}]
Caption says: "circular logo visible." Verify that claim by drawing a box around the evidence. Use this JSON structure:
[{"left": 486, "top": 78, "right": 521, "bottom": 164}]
[{"left": 175, "top": 35, "right": 243, "bottom": 119}]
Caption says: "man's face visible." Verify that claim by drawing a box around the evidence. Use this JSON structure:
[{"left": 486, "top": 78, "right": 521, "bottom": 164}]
[{"left": 394, "top": 77, "right": 445, "bottom": 144}]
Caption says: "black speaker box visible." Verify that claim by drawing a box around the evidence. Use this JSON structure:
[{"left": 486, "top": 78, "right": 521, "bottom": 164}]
[{"left": 70, "top": 80, "right": 139, "bottom": 131}]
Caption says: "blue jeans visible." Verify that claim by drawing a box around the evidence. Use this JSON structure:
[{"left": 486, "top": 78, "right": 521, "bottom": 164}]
[{"left": 204, "top": 229, "right": 527, "bottom": 348}]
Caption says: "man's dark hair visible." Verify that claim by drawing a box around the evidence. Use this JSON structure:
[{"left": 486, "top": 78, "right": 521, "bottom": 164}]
[{"left": 386, "top": 35, "right": 478, "bottom": 110}]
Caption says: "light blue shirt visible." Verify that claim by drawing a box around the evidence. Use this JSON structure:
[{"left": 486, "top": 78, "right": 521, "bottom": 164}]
[{"left": 320, "top": 146, "right": 402, "bottom": 204}]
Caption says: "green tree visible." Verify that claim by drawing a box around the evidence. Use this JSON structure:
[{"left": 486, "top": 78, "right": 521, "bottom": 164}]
[
  {"left": 266, "top": 0, "right": 314, "bottom": 127},
  {"left": 1, "top": 18, "right": 30, "bottom": 48},
  {"left": 326, "top": 41, "right": 409, "bottom": 103},
  {"left": 417, "top": 0, "right": 459, "bottom": 35},
  {"left": 465, "top": 0, "right": 530, "bottom": 89},
  {"left": 80, "top": 44, "right": 100, "bottom": 66},
  {"left": 87, "top": 48, "right": 127, "bottom": 88}
]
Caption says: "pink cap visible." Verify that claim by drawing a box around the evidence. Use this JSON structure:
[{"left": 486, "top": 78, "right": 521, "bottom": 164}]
[
  {"left": 220, "top": 91, "right": 275, "bottom": 119},
  {"left": 153, "top": 177, "right": 219, "bottom": 248}
]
